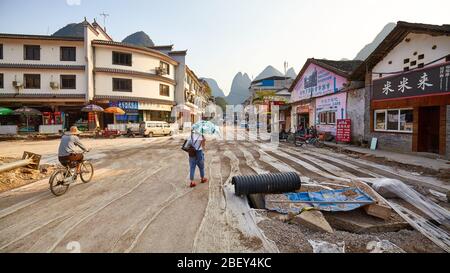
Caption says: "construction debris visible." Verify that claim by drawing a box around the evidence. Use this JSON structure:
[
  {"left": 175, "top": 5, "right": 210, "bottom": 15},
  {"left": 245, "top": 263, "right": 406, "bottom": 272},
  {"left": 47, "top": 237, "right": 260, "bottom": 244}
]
[
  {"left": 371, "top": 178, "right": 450, "bottom": 225},
  {"left": 0, "top": 151, "right": 41, "bottom": 173},
  {"left": 324, "top": 210, "right": 409, "bottom": 234},
  {"left": 293, "top": 210, "right": 334, "bottom": 233},
  {"left": 308, "top": 240, "right": 345, "bottom": 253},
  {"left": 388, "top": 201, "right": 450, "bottom": 253},
  {"left": 366, "top": 239, "right": 405, "bottom": 253}
]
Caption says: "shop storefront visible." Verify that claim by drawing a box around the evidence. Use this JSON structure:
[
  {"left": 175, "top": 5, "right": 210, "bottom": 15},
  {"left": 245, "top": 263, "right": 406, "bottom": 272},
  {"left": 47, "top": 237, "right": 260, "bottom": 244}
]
[
  {"left": 110, "top": 101, "right": 140, "bottom": 124},
  {"left": 289, "top": 59, "right": 357, "bottom": 133},
  {"left": 371, "top": 61, "right": 450, "bottom": 156},
  {"left": 140, "top": 101, "right": 173, "bottom": 123},
  {"left": 295, "top": 103, "right": 312, "bottom": 131},
  {"left": 314, "top": 92, "right": 347, "bottom": 136}
]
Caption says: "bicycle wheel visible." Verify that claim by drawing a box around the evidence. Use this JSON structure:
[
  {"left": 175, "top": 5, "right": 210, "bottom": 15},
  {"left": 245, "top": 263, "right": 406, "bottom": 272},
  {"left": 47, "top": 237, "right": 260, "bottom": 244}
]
[
  {"left": 49, "top": 170, "right": 70, "bottom": 196},
  {"left": 295, "top": 139, "right": 305, "bottom": 147},
  {"left": 80, "top": 161, "right": 94, "bottom": 183},
  {"left": 314, "top": 139, "right": 324, "bottom": 148}
]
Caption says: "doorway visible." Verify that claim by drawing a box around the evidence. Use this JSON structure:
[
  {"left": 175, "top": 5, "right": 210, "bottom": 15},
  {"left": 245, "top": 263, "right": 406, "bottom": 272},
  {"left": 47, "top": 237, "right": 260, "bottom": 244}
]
[
  {"left": 297, "top": 113, "right": 309, "bottom": 131},
  {"left": 418, "top": 106, "right": 440, "bottom": 154}
]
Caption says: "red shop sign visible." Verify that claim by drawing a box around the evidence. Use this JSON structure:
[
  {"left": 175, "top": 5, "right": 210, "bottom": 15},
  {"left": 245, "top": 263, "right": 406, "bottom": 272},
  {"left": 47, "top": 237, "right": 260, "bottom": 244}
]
[{"left": 336, "top": 119, "right": 351, "bottom": 143}]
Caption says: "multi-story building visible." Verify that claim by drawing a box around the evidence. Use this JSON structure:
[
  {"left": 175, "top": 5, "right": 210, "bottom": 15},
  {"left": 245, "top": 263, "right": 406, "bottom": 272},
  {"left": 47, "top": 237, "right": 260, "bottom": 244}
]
[
  {"left": 0, "top": 19, "right": 205, "bottom": 134},
  {"left": 248, "top": 76, "right": 293, "bottom": 131}
]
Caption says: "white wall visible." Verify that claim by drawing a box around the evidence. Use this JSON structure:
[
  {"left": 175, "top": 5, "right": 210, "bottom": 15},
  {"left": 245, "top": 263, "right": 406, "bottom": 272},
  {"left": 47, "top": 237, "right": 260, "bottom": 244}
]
[
  {"left": 94, "top": 47, "right": 176, "bottom": 81},
  {"left": 373, "top": 33, "right": 450, "bottom": 80},
  {"left": 94, "top": 73, "right": 175, "bottom": 101},
  {"left": 0, "top": 39, "right": 85, "bottom": 65},
  {"left": 170, "top": 54, "right": 187, "bottom": 105},
  {"left": 0, "top": 69, "right": 86, "bottom": 95}
]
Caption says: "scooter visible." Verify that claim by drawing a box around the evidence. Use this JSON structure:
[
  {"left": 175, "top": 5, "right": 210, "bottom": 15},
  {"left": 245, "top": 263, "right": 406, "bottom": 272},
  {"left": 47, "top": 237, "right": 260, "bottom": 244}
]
[{"left": 126, "top": 128, "right": 136, "bottom": 138}]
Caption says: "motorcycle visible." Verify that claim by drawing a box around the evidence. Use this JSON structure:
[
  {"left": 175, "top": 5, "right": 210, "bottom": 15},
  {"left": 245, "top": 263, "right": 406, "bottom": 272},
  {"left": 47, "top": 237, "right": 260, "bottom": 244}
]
[
  {"left": 294, "top": 127, "right": 324, "bottom": 148},
  {"left": 126, "top": 127, "right": 136, "bottom": 138}
]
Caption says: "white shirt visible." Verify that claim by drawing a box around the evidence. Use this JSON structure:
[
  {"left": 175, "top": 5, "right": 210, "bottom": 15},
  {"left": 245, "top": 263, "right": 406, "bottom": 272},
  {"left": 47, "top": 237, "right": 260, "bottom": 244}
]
[{"left": 186, "top": 133, "right": 204, "bottom": 151}]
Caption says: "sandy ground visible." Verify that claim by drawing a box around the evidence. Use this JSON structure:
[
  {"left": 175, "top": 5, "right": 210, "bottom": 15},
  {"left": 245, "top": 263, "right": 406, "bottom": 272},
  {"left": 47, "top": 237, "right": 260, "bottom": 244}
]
[{"left": 0, "top": 129, "right": 449, "bottom": 253}]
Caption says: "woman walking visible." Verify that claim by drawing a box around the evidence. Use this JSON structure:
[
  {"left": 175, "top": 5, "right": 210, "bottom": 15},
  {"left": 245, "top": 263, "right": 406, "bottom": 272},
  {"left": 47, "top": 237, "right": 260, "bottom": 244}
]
[{"left": 186, "top": 131, "right": 208, "bottom": 188}]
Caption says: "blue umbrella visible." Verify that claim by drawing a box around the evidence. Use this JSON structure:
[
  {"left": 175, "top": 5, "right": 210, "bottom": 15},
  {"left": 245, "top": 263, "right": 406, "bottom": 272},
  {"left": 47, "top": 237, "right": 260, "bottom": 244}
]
[{"left": 192, "top": 120, "right": 221, "bottom": 135}]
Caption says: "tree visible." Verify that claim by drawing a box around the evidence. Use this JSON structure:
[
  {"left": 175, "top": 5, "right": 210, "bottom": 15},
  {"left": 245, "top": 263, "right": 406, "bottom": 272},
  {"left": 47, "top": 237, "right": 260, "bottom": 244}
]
[{"left": 214, "top": 97, "right": 227, "bottom": 112}]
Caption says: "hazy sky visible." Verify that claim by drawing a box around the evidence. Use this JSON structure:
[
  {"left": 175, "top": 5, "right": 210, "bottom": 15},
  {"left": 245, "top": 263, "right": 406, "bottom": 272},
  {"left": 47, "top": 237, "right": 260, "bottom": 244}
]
[{"left": 0, "top": 0, "right": 449, "bottom": 95}]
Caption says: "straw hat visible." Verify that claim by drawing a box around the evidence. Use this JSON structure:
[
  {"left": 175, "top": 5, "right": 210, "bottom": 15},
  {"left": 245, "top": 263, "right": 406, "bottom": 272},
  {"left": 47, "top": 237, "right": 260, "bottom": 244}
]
[{"left": 69, "top": 126, "right": 81, "bottom": 135}]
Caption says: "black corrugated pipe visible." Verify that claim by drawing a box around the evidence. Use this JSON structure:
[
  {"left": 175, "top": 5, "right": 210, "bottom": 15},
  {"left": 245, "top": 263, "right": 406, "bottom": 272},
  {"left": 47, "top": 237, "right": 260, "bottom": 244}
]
[{"left": 232, "top": 172, "right": 301, "bottom": 196}]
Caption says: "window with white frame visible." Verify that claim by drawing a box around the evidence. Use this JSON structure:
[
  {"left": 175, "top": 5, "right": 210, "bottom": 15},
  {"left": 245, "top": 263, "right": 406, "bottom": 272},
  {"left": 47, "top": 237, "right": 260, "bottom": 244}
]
[
  {"left": 318, "top": 111, "right": 336, "bottom": 125},
  {"left": 374, "top": 109, "right": 413, "bottom": 133}
]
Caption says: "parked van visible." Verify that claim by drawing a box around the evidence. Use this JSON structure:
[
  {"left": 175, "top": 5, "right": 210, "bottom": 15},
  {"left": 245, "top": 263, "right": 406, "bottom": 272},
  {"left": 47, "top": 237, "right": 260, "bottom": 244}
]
[{"left": 139, "top": 121, "right": 173, "bottom": 137}]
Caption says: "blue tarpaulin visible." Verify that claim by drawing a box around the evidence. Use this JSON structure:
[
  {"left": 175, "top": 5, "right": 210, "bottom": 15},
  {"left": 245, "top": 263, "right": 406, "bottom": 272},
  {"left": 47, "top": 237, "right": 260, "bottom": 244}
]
[{"left": 266, "top": 187, "right": 375, "bottom": 214}]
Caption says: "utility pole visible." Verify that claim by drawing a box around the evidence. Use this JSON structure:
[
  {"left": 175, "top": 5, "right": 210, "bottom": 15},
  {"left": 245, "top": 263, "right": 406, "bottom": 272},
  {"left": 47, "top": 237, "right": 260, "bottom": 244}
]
[{"left": 100, "top": 12, "right": 109, "bottom": 31}]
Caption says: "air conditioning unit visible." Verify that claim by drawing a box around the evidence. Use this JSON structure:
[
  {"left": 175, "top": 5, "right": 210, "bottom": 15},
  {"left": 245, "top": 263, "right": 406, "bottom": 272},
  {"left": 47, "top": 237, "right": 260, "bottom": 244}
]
[
  {"left": 50, "top": 82, "right": 59, "bottom": 89},
  {"left": 12, "top": 81, "right": 23, "bottom": 88},
  {"left": 155, "top": 66, "right": 167, "bottom": 75}
]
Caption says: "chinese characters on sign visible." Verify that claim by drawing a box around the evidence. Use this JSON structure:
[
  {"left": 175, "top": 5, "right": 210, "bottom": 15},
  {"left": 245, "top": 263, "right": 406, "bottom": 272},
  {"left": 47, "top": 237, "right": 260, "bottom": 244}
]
[
  {"left": 372, "top": 62, "right": 450, "bottom": 100},
  {"left": 336, "top": 119, "right": 351, "bottom": 143},
  {"left": 109, "top": 101, "right": 139, "bottom": 114},
  {"left": 291, "top": 63, "right": 347, "bottom": 102}
]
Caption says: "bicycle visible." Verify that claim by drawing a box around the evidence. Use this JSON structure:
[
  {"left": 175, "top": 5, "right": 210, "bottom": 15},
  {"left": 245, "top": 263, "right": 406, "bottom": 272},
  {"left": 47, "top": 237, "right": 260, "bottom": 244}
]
[{"left": 49, "top": 151, "right": 94, "bottom": 196}]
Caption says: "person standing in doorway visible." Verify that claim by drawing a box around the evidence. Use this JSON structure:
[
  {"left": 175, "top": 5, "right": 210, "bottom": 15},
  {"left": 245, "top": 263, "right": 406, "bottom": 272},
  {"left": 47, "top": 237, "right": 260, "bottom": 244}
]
[{"left": 186, "top": 131, "right": 208, "bottom": 188}]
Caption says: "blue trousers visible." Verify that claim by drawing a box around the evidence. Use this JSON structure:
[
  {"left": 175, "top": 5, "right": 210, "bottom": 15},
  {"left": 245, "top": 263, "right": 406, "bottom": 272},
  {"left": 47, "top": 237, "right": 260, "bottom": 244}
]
[{"left": 189, "top": 150, "right": 205, "bottom": 181}]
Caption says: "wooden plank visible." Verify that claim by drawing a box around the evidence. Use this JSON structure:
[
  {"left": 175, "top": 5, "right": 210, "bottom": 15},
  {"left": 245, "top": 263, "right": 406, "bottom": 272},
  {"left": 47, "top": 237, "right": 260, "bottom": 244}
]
[{"left": 363, "top": 203, "right": 392, "bottom": 220}]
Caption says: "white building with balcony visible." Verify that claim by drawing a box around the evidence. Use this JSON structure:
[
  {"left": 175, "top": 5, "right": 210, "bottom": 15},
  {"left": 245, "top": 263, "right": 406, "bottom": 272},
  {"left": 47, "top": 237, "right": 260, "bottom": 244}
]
[{"left": 0, "top": 18, "right": 207, "bottom": 133}]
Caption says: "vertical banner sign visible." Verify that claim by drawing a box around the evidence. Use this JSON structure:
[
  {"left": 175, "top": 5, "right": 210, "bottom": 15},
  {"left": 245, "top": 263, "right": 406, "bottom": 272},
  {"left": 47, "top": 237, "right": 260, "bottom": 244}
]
[{"left": 336, "top": 119, "right": 351, "bottom": 143}]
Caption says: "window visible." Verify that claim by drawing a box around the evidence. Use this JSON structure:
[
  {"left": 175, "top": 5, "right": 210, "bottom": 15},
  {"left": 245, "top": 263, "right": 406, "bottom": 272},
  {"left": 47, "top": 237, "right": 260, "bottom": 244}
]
[
  {"left": 60, "top": 75, "right": 76, "bottom": 89},
  {"left": 24, "top": 74, "right": 40, "bottom": 89},
  {"left": 375, "top": 111, "right": 386, "bottom": 130},
  {"left": 113, "top": 78, "right": 132, "bottom": 92},
  {"left": 418, "top": 54, "right": 424, "bottom": 60},
  {"left": 0, "top": 44, "right": 3, "bottom": 59},
  {"left": 112, "top": 51, "right": 132, "bottom": 66},
  {"left": 318, "top": 111, "right": 336, "bottom": 125},
  {"left": 400, "top": 110, "right": 413, "bottom": 132},
  {"left": 328, "top": 112, "right": 336, "bottom": 124},
  {"left": 160, "top": 61, "right": 170, "bottom": 75},
  {"left": 159, "top": 84, "right": 170, "bottom": 96},
  {"left": 387, "top": 110, "right": 399, "bottom": 130},
  {"left": 24, "top": 45, "right": 40, "bottom": 60},
  {"left": 374, "top": 109, "right": 413, "bottom": 133},
  {"left": 0, "top": 73, "right": 3, "bottom": 89},
  {"left": 60, "top": 47, "right": 76, "bottom": 61}
]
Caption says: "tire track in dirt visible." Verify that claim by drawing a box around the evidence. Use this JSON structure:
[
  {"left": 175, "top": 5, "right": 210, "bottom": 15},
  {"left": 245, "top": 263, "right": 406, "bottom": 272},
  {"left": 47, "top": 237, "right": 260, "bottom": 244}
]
[
  {"left": 123, "top": 148, "right": 214, "bottom": 253},
  {"left": 279, "top": 148, "right": 357, "bottom": 179},
  {"left": 240, "top": 142, "right": 281, "bottom": 174},
  {"left": 0, "top": 140, "right": 168, "bottom": 216},
  {"left": 0, "top": 142, "right": 172, "bottom": 252},
  {"left": 305, "top": 146, "right": 449, "bottom": 191},
  {"left": 32, "top": 167, "right": 165, "bottom": 253}
]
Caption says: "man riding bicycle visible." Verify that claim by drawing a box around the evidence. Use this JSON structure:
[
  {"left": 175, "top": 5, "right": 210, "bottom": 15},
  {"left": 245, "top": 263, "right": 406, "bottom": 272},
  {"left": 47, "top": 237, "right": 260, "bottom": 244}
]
[{"left": 58, "top": 126, "right": 89, "bottom": 174}]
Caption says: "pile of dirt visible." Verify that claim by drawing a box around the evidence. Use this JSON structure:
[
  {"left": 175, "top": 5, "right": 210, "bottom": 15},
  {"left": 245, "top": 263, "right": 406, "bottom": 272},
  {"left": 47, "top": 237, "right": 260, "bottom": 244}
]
[
  {"left": 258, "top": 217, "right": 444, "bottom": 253},
  {"left": 0, "top": 157, "right": 55, "bottom": 193}
]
